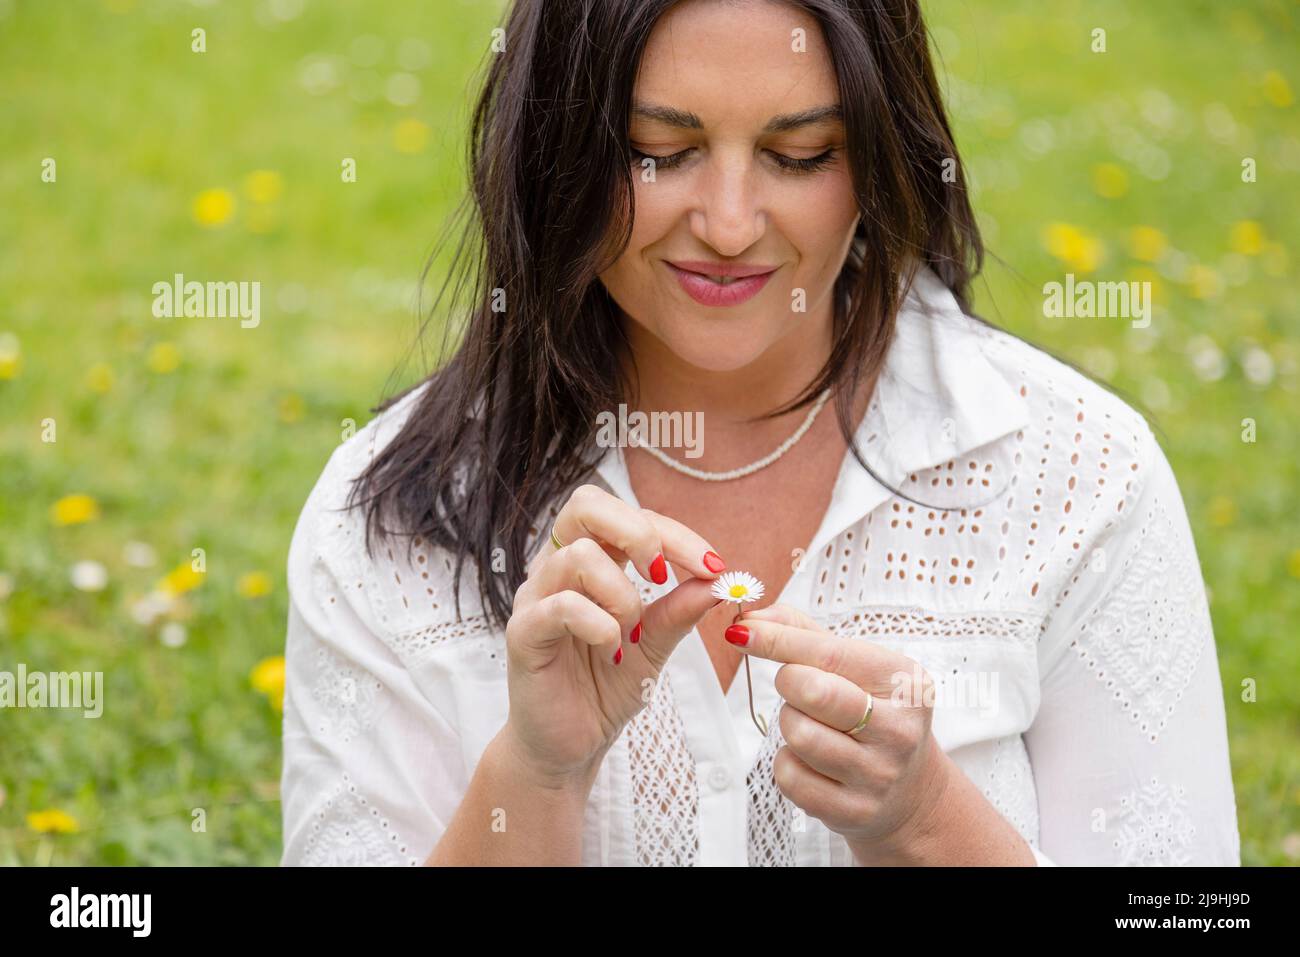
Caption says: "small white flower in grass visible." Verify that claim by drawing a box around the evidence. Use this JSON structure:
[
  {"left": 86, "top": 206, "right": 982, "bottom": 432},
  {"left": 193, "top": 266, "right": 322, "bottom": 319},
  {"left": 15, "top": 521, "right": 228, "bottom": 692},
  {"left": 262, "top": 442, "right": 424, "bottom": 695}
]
[
  {"left": 70, "top": 560, "right": 108, "bottom": 592},
  {"left": 711, "top": 570, "right": 765, "bottom": 604},
  {"left": 160, "top": 622, "right": 187, "bottom": 648}
]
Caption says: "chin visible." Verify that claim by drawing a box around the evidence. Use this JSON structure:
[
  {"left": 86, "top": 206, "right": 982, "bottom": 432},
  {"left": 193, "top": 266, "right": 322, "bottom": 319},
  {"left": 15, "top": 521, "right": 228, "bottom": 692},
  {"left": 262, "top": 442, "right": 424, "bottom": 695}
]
[{"left": 650, "top": 319, "right": 780, "bottom": 373}]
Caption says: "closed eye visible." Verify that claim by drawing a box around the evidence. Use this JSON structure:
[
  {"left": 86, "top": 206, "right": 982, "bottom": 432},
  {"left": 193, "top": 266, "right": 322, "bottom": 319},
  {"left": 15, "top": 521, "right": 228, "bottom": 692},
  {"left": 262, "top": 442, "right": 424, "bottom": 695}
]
[
  {"left": 771, "top": 148, "right": 838, "bottom": 173},
  {"left": 629, "top": 146, "right": 838, "bottom": 175},
  {"left": 630, "top": 146, "right": 693, "bottom": 170}
]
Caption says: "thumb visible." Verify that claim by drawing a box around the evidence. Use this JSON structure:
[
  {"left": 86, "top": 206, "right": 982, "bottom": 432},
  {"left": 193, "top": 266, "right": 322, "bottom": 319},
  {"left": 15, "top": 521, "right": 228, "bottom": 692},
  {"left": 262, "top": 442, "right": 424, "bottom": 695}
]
[{"left": 636, "top": 578, "right": 723, "bottom": 670}]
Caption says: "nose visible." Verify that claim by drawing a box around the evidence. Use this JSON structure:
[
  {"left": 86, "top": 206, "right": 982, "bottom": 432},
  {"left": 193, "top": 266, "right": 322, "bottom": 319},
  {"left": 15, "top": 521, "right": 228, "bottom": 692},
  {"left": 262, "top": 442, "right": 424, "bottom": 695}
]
[{"left": 688, "top": 152, "right": 766, "bottom": 256}]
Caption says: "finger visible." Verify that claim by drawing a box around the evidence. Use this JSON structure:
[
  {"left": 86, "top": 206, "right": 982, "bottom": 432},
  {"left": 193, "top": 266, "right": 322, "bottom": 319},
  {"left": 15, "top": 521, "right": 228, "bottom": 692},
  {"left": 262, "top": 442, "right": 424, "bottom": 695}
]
[
  {"left": 552, "top": 485, "right": 668, "bottom": 584},
  {"left": 516, "top": 537, "right": 641, "bottom": 640},
  {"left": 507, "top": 589, "right": 623, "bottom": 668},
  {"left": 775, "top": 662, "right": 876, "bottom": 741},
  {"left": 776, "top": 700, "right": 869, "bottom": 784},
  {"left": 634, "top": 578, "right": 725, "bottom": 671},
  {"left": 741, "top": 602, "right": 822, "bottom": 631},
  {"left": 722, "top": 617, "right": 904, "bottom": 692},
  {"left": 639, "top": 509, "right": 727, "bottom": 581},
  {"left": 772, "top": 744, "right": 856, "bottom": 824},
  {"left": 551, "top": 486, "right": 726, "bottom": 585}
]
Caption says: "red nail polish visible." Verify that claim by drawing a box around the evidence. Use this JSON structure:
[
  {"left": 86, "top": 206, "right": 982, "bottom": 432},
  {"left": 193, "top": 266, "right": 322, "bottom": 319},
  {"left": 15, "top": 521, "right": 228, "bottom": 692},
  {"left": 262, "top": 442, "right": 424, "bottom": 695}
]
[
  {"left": 724, "top": 624, "right": 750, "bottom": 646},
  {"left": 630, "top": 622, "right": 642, "bottom": 644},
  {"left": 613, "top": 646, "right": 623, "bottom": 665},
  {"left": 649, "top": 553, "right": 667, "bottom": 585},
  {"left": 703, "top": 551, "right": 726, "bottom": 573}
]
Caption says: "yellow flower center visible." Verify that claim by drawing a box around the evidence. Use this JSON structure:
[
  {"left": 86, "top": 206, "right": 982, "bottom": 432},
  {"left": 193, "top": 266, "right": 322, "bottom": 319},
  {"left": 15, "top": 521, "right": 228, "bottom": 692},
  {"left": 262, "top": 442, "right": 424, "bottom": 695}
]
[{"left": 729, "top": 584, "right": 748, "bottom": 599}]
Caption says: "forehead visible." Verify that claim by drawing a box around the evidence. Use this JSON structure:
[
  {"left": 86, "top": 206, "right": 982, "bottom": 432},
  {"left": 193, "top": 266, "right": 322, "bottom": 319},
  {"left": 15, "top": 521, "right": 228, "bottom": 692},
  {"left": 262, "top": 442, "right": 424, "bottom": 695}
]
[{"left": 634, "top": 0, "right": 838, "bottom": 123}]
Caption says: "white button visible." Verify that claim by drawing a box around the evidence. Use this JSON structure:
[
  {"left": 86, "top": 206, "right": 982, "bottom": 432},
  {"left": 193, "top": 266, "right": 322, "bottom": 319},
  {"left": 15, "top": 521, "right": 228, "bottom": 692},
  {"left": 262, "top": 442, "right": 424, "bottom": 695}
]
[{"left": 707, "top": 765, "right": 731, "bottom": 791}]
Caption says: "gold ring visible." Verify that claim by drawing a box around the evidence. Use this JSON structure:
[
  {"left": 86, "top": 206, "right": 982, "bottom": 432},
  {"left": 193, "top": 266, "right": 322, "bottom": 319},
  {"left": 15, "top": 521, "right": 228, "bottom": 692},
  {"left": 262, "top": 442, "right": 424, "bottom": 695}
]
[
  {"left": 549, "top": 526, "right": 565, "bottom": 550},
  {"left": 846, "top": 691, "right": 874, "bottom": 736}
]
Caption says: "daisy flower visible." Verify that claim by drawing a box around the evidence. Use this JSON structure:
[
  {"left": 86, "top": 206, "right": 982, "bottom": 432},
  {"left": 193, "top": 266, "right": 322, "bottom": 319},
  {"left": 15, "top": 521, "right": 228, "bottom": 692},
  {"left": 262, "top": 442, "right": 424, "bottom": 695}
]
[
  {"left": 711, "top": 570, "right": 765, "bottom": 604},
  {"left": 711, "top": 570, "right": 770, "bottom": 737}
]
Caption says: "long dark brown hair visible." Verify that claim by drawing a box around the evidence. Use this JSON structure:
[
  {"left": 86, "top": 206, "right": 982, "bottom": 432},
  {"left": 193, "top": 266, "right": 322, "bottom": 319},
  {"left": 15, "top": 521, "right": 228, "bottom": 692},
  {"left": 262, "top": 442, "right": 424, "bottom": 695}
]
[{"left": 349, "top": 0, "right": 984, "bottom": 629}]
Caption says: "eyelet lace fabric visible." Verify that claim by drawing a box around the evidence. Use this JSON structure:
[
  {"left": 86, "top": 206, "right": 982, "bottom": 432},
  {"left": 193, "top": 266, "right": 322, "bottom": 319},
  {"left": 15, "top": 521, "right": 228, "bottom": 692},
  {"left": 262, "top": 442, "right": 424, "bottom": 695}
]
[
  {"left": 627, "top": 671, "right": 702, "bottom": 867},
  {"left": 279, "top": 268, "right": 1239, "bottom": 867},
  {"left": 299, "top": 774, "right": 421, "bottom": 867},
  {"left": 1113, "top": 775, "right": 1199, "bottom": 866},
  {"left": 310, "top": 646, "right": 385, "bottom": 744}
]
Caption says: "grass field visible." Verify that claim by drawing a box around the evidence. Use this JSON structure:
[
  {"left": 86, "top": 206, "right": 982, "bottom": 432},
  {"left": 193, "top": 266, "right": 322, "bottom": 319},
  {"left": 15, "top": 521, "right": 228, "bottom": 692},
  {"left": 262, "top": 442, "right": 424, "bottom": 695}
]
[{"left": 0, "top": 0, "right": 1296, "bottom": 865}]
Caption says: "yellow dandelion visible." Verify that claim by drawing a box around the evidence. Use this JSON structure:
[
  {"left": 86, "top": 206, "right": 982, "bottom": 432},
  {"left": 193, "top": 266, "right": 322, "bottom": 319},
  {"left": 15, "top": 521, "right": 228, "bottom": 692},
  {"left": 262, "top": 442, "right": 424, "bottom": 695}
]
[
  {"left": 394, "top": 118, "right": 430, "bottom": 154},
  {"left": 1262, "top": 70, "right": 1293, "bottom": 108},
  {"left": 1091, "top": 163, "right": 1129, "bottom": 199},
  {"left": 0, "top": 332, "right": 20, "bottom": 380},
  {"left": 1044, "top": 222, "right": 1104, "bottom": 274},
  {"left": 50, "top": 494, "right": 100, "bottom": 527},
  {"left": 192, "top": 188, "right": 235, "bottom": 227},
  {"left": 147, "top": 342, "right": 181, "bottom": 374},
  {"left": 85, "top": 362, "right": 114, "bottom": 394},
  {"left": 27, "top": 809, "right": 80, "bottom": 834},
  {"left": 1229, "top": 221, "right": 1265, "bottom": 256},
  {"left": 1127, "top": 226, "right": 1167, "bottom": 263},
  {"left": 237, "top": 571, "right": 273, "bottom": 599},
  {"left": 1287, "top": 549, "right": 1300, "bottom": 580},
  {"left": 157, "top": 561, "right": 205, "bottom": 596},
  {"left": 251, "top": 655, "right": 286, "bottom": 711},
  {"left": 243, "top": 169, "right": 283, "bottom": 204},
  {"left": 1207, "top": 496, "right": 1236, "bottom": 528}
]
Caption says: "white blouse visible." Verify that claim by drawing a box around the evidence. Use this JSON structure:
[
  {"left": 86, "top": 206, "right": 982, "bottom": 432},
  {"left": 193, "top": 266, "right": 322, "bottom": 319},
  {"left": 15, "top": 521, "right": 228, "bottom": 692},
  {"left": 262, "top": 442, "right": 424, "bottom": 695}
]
[{"left": 279, "top": 267, "right": 1241, "bottom": 866}]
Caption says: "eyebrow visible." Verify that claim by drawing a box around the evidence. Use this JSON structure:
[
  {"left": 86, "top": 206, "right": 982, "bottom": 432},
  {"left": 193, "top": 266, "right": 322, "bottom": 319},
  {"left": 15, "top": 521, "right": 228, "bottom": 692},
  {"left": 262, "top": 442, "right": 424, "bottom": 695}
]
[{"left": 630, "top": 102, "right": 844, "bottom": 134}]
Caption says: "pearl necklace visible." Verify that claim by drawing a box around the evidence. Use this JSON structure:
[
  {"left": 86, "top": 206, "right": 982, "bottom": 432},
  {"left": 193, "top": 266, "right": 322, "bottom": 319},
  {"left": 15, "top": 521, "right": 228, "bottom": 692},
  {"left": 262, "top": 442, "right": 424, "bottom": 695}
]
[{"left": 634, "top": 388, "right": 832, "bottom": 481}]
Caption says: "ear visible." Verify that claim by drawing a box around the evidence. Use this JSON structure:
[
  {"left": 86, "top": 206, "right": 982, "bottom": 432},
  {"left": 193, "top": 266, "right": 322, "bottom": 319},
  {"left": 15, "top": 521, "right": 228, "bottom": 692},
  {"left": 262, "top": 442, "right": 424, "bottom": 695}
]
[{"left": 741, "top": 602, "right": 822, "bottom": 632}]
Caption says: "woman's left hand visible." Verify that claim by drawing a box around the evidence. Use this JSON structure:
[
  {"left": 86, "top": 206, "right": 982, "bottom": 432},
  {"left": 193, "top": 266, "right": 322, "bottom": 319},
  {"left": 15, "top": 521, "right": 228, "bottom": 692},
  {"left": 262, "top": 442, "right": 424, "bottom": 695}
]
[{"left": 727, "top": 603, "right": 951, "bottom": 863}]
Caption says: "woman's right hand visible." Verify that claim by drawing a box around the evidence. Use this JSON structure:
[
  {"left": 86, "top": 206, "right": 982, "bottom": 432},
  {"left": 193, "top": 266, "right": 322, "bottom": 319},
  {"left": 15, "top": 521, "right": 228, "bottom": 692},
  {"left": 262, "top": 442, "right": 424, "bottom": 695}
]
[{"left": 502, "top": 483, "right": 726, "bottom": 791}]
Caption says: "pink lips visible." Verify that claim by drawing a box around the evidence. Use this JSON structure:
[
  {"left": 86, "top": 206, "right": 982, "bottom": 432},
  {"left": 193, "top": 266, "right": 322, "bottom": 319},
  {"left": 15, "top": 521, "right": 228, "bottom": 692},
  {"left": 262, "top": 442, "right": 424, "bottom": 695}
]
[{"left": 666, "top": 260, "right": 778, "bottom": 307}]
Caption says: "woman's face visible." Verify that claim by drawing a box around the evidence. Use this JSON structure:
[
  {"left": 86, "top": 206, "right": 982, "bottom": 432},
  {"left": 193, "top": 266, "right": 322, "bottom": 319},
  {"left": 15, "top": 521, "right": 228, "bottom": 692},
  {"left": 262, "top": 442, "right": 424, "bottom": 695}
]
[{"left": 598, "top": 0, "right": 861, "bottom": 374}]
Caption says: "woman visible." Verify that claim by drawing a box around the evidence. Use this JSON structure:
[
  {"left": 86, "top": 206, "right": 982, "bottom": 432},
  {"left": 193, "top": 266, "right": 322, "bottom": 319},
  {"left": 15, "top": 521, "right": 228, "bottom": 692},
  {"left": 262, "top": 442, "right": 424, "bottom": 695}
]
[{"left": 279, "top": 0, "right": 1240, "bottom": 866}]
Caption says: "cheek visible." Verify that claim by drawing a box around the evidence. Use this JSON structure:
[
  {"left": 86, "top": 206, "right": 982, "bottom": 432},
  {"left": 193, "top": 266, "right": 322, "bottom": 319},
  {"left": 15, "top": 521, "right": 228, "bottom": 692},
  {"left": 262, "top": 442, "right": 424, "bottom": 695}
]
[
  {"left": 779, "top": 174, "right": 859, "bottom": 286},
  {"left": 598, "top": 183, "right": 682, "bottom": 303},
  {"left": 626, "top": 178, "right": 684, "bottom": 250}
]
